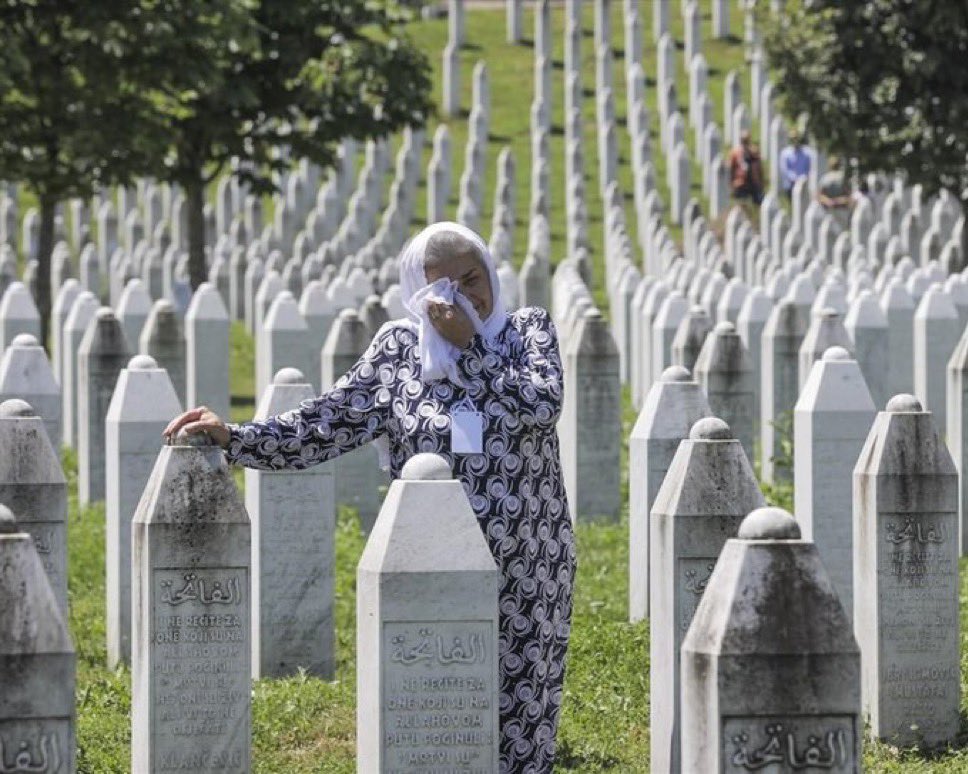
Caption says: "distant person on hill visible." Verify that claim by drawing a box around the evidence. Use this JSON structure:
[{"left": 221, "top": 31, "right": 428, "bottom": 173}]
[
  {"left": 728, "top": 129, "right": 764, "bottom": 205},
  {"left": 817, "top": 156, "right": 853, "bottom": 228},
  {"left": 779, "top": 129, "right": 812, "bottom": 199}
]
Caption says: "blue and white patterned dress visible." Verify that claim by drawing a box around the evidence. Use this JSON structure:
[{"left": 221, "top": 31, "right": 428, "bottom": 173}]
[{"left": 224, "top": 306, "right": 576, "bottom": 772}]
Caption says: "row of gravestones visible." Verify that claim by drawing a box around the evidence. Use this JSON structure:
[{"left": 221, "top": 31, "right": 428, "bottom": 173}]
[
  {"left": 633, "top": 357, "right": 959, "bottom": 771},
  {"left": 7, "top": 379, "right": 942, "bottom": 774}
]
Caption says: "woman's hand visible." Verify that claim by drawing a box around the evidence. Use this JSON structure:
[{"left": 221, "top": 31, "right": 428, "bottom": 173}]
[
  {"left": 428, "top": 301, "right": 475, "bottom": 348},
  {"left": 163, "top": 406, "right": 231, "bottom": 448}
]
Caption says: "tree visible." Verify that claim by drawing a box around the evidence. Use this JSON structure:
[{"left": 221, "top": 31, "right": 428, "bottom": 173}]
[
  {"left": 135, "top": 0, "right": 434, "bottom": 288},
  {"left": 762, "top": 1, "right": 968, "bottom": 216},
  {"left": 0, "top": 1, "right": 161, "bottom": 347}
]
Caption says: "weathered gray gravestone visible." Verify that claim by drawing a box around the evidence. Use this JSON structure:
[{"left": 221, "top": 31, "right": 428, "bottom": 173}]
[
  {"left": 185, "top": 282, "right": 231, "bottom": 421},
  {"left": 0, "top": 281, "right": 41, "bottom": 352},
  {"left": 247, "top": 368, "right": 335, "bottom": 679},
  {"left": 357, "top": 453, "right": 500, "bottom": 771},
  {"left": 62, "top": 290, "right": 99, "bottom": 448},
  {"left": 794, "top": 347, "right": 875, "bottom": 619},
  {"left": 798, "top": 307, "right": 852, "bottom": 391},
  {"left": 0, "top": 333, "right": 62, "bottom": 450},
  {"left": 671, "top": 305, "right": 712, "bottom": 375},
  {"left": 629, "top": 366, "right": 710, "bottom": 622},
  {"left": 0, "top": 504, "right": 76, "bottom": 774},
  {"left": 257, "top": 290, "right": 308, "bottom": 400},
  {"left": 561, "top": 308, "right": 621, "bottom": 521},
  {"left": 913, "top": 283, "right": 960, "bottom": 431},
  {"left": 682, "top": 507, "right": 861, "bottom": 773},
  {"left": 880, "top": 277, "right": 915, "bottom": 398},
  {"left": 140, "top": 298, "right": 187, "bottom": 407},
  {"left": 50, "top": 278, "right": 80, "bottom": 385},
  {"left": 105, "top": 355, "right": 182, "bottom": 667},
  {"left": 78, "top": 307, "right": 131, "bottom": 504},
  {"left": 845, "top": 289, "right": 889, "bottom": 411},
  {"left": 650, "top": 417, "right": 765, "bottom": 773},
  {"left": 132, "top": 431, "right": 251, "bottom": 773},
  {"left": 694, "top": 321, "right": 755, "bottom": 464},
  {"left": 854, "top": 394, "right": 959, "bottom": 747},
  {"left": 321, "top": 308, "right": 386, "bottom": 530},
  {"left": 0, "top": 399, "right": 68, "bottom": 615}
]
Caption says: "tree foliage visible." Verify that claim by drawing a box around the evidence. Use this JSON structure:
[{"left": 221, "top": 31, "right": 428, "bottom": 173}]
[
  {"left": 0, "top": 0, "right": 160, "bottom": 343},
  {"left": 762, "top": 0, "right": 968, "bottom": 201},
  {"left": 133, "top": 0, "right": 434, "bottom": 286}
]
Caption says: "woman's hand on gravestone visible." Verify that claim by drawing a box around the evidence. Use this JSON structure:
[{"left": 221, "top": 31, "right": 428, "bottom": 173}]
[
  {"left": 163, "top": 407, "right": 231, "bottom": 448},
  {"left": 428, "top": 301, "right": 475, "bottom": 348}
]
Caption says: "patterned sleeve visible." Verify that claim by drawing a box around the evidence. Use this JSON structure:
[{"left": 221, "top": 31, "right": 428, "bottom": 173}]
[
  {"left": 456, "top": 306, "right": 563, "bottom": 430},
  {"left": 223, "top": 324, "right": 396, "bottom": 471}
]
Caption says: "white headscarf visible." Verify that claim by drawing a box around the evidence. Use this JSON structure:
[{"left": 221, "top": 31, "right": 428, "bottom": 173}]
[{"left": 396, "top": 221, "right": 507, "bottom": 385}]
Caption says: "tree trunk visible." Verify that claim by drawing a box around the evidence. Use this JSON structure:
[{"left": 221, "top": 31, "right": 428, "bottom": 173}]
[
  {"left": 37, "top": 193, "right": 56, "bottom": 353},
  {"left": 185, "top": 176, "right": 207, "bottom": 290}
]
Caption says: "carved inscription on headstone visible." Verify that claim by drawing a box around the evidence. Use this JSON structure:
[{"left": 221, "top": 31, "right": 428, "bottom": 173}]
[
  {"left": 723, "top": 715, "right": 855, "bottom": 773},
  {"left": 151, "top": 567, "right": 249, "bottom": 772},
  {"left": 0, "top": 720, "right": 71, "bottom": 773},
  {"left": 878, "top": 512, "right": 958, "bottom": 725},
  {"left": 382, "top": 620, "right": 496, "bottom": 773}
]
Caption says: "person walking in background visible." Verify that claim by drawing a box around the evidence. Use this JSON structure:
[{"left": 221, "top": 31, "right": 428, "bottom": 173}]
[
  {"left": 817, "top": 156, "right": 853, "bottom": 229},
  {"left": 728, "top": 129, "right": 764, "bottom": 205},
  {"left": 779, "top": 128, "right": 812, "bottom": 199}
]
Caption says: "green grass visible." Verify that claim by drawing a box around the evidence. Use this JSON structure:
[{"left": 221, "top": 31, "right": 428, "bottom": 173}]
[{"left": 61, "top": 4, "right": 968, "bottom": 772}]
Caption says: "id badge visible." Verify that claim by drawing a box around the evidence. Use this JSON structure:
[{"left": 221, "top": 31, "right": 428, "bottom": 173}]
[{"left": 451, "top": 399, "right": 484, "bottom": 454}]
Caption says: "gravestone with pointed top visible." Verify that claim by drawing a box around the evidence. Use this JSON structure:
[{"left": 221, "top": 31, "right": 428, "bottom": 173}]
[
  {"left": 50, "top": 279, "right": 81, "bottom": 385},
  {"left": 140, "top": 299, "right": 187, "bottom": 407},
  {"left": 322, "top": 309, "right": 385, "bottom": 530},
  {"left": 795, "top": 347, "right": 875, "bottom": 618},
  {"left": 880, "top": 278, "right": 915, "bottom": 398},
  {"left": 854, "top": 394, "right": 959, "bottom": 747},
  {"left": 185, "top": 283, "right": 230, "bottom": 420},
  {"left": 247, "top": 368, "right": 335, "bottom": 679},
  {"left": 799, "top": 308, "right": 852, "bottom": 390},
  {"left": 629, "top": 366, "right": 711, "bottom": 622},
  {"left": 0, "top": 333, "right": 61, "bottom": 450},
  {"left": 651, "top": 417, "right": 765, "bottom": 773},
  {"left": 671, "top": 305, "right": 712, "bottom": 375},
  {"left": 948, "top": 327, "right": 968, "bottom": 554},
  {"left": 695, "top": 321, "right": 755, "bottom": 463},
  {"left": 78, "top": 308, "right": 131, "bottom": 504},
  {"left": 117, "top": 278, "right": 153, "bottom": 354},
  {"left": 0, "top": 504, "right": 76, "bottom": 774},
  {"left": 562, "top": 308, "right": 621, "bottom": 520},
  {"left": 131, "top": 430, "right": 251, "bottom": 773},
  {"left": 357, "top": 453, "right": 500, "bottom": 771},
  {"left": 914, "top": 284, "right": 960, "bottom": 431},
  {"left": 62, "top": 291, "right": 99, "bottom": 448},
  {"left": 0, "top": 399, "right": 68, "bottom": 614},
  {"left": 682, "top": 507, "right": 861, "bottom": 772},
  {"left": 0, "top": 281, "right": 41, "bottom": 353},
  {"left": 258, "top": 290, "right": 308, "bottom": 404}
]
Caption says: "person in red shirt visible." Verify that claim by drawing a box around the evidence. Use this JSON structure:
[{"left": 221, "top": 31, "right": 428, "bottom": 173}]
[{"left": 728, "top": 130, "right": 764, "bottom": 205}]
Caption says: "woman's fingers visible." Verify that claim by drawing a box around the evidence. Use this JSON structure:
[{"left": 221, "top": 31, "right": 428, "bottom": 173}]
[{"left": 163, "top": 408, "right": 204, "bottom": 439}]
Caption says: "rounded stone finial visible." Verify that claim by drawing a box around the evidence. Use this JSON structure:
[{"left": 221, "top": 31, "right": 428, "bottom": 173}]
[
  {"left": 10, "top": 333, "right": 38, "bottom": 347},
  {"left": 582, "top": 307, "right": 603, "bottom": 320},
  {"left": 820, "top": 307, "right": 839, "bottom": 318},
  {"left": 822, "top": 346, "right": 851, "bottom": 361},
  {"left": 886, "top": 393, "right": 923, "bottom": 412},
  {"left": 714, "top": 320, "right": 736, "bottom": 334},
  {"left": 738, "top": 507, "right": 802, "bottom": 540},
  {"left": 273, "top": 367, "right": 306, "bottom": 385},
  {"left": 0, "top": 504, "right": 18, "bottom": 534},
  {"left": 95, "top": 306, "right": 116, "bottom": 321},
  {"left": 0, "top": 398, "right": 35, "bottom": 418},
  {"left": 338, "top": 308, "right": 358, "bottom": 321},
  {"left": 128, "top": 354, "right": 158, "bottom": 370},
  {"left": 661, "top": 365, "right": 692, "bottom": 383},
  {"left": 172, "top": 429, "right": 217, "bottom": 447},
  {"left": 401, "top": 453, "right": 452, "bottom": 481},
  {"left": 689, "top": 304, "right": 706, "bottom": 316},
  {"left": 689, "top": 416, "right": 732, "bottom": 440}
]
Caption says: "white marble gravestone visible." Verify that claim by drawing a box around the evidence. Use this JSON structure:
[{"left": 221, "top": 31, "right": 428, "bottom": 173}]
[
  {"left": 105, "top": 355, "right": 182, "bottom": 667},
  {"left": 794, "top": 347, "right": 875, "bottom": 618},
  {"left": 853, "top": 394, "right": 959, "bottom": 747},
  {"left": 650, "top": 417, "right": 765, "bottom": 773},
  {"left": 357, "top": 453, "right": 500, "bottom": 772},
  {"left": 0, "top": 333, "right": 61, "bottom": 450},
  {"left": 131, "top": 431, "right": 251, "bottom": 773},
  {"left": 913, "top": 283, "right": 960, "bottom": 430},
  {"left": 78, "top": 308, "right": 130, "bottom": 504},
  {"left": 0, "top": 281, "right": 41, "bottom": 353},
  {"left": 246, "top": 368, "right": 335, "bottom": 679},
  {"left": 0, "top": 504, "right": 76, "bottom": 774},
  {"left": 0, "top": 399, "right": 68, "bottom": 614},
  {"left": 681, "top": 507, "right": 861, "bottom": 773},
  {"left": 628, "top": 366, "right": 710, "bottom": 623},
  {"left": 62, "top": 290, "right": 99, "bottom": 448},
  {"left": 561, "top": 308, "right": 621, "bottom": 521},
  {"left": 185, "top": 282, "right": 230, "bottom": 421},
  {"left": 140, "top": 299, "right": 187, "bottom": 407}
]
